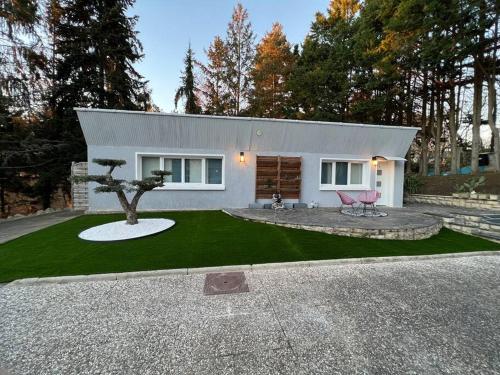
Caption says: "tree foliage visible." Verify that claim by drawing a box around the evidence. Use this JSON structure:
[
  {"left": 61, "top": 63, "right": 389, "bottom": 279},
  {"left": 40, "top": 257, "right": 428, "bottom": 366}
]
[
  {"left": 249, "top": 23, "right": 295, "bottom": 118},
  {"left": 74, "top": 159, "right": 170, "bottom": 224},
  {"left": 224, "top": 3, "right": 255, "bottom": 115},
  {"left": 175, "top": 45, "right": 201, "bottom": 114},
  {"left": 198, "top": 36, "right": 229, "bottom": 115},
  {"left": 0, "top": 0, "right": 154, "bottom": 214}
]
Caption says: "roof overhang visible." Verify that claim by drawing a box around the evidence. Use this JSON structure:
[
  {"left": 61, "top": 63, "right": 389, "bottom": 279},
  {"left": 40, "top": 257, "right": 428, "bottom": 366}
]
[
  {"left": 372, "top": 155, "right": 407, "bottom": 161},
  {"left": 384, "top": 156, "right": 407, "bottom": 161}
]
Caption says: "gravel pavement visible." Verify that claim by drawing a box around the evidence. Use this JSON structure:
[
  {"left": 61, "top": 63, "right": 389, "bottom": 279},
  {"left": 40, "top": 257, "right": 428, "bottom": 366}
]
[{"left": 0, "top": 256, "right": 499, "bottom": 374}]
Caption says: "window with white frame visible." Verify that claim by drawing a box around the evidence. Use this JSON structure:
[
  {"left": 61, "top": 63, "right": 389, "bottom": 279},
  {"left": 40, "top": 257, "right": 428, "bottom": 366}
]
[
  {"left": 320, "top": 160, "right": 369, "bottom": 190},
  {"left": 138, "top": 154, "right": 224, "bottom": 189}
]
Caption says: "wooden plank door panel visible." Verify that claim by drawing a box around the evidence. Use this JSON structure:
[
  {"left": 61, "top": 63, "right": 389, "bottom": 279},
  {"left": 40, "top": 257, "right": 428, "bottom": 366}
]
[{"left": 256, "top": 156, "right": 301, "bottom": 199}]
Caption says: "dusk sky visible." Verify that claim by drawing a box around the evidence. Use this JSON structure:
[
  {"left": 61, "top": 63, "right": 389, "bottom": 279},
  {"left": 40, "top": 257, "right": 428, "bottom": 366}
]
[{"left": 130, "top": 0, "right": 330, "bottom": 112}]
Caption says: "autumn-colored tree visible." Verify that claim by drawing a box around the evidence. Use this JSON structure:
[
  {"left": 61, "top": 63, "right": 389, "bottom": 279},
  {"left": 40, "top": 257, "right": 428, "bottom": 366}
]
[
  {"left": 250, "top": 23, "right": 295, "bottom": 118},
  {"left": 199, "top": 36, "right": 229, "bottom": 115},
  {"left": 224, "top": 3, "right": 255, "bottom": 115}
]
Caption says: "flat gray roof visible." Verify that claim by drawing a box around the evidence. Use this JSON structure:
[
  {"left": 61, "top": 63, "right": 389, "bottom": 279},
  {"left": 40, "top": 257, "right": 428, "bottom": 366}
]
[
  {"left": 75, "top": 108, "right": 417, "bottom": 131},
  {"left": 76, "top": 108, "right": 418, "bottom": 157}
]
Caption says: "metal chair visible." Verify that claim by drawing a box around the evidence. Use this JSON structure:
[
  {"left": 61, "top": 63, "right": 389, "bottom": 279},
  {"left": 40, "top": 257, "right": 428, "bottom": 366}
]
[
  {"left": 337, "top": 191, "right": 358, "bottom": 214},
  {"left": 357, "top": 190, "right": 379, "bottom": 215}
]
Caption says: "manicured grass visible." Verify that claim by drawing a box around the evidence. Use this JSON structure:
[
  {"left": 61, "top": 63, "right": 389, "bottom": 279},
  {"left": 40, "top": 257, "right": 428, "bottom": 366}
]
[{"left": 0, "top": 211, "right": 498, "bottom": 283}]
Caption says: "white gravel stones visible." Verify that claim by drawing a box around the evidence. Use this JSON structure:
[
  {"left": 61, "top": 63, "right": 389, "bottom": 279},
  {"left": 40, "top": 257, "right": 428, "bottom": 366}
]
[{"left": 78, "top": 218, "right": 175, "bottom": 241}]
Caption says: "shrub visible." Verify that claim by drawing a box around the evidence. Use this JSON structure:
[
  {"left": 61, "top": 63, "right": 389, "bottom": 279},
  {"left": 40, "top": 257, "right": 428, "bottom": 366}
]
[
  {"left": 455, "top": 176, "right": 486, "bottom": 193},
  {"left": 404, "top": 174, "right": 423, "bottom": 195}
]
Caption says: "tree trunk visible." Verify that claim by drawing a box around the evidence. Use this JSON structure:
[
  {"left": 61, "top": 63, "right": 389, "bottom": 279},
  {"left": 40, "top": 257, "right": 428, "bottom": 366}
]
[
  {"left": 434, "top": 90, "right": 443, "bottom": 176},
  {"left": 115, "top": 190, "right": 138, "bottom": 225},
  {"left": 420, "top": 71, "right": 429, "bottom": 176},
  {"left": 125, "top": 190, "right": 145, "bottom": 225},
  {"left": 471, "top": 60, "right": 483, "bottom": 174},
  {"left": 0, "top": 181, "right": 5, "bottom": 214},
  {"left": 449, "top": 86, "right": 459, "bottom": 174},
  {"left": 428, "top": 82, "right": 435, "bottom": 175},
  {"left": 487, "top": 76, "right": 500, "bottom": 171},
  {"left": 125, "top": 210, "right": 138, "bottom": 225}
]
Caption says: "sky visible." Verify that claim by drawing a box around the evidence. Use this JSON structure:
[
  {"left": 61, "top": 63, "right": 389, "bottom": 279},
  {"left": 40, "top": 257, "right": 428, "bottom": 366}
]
[{"left": 129, "top": 0, "right": 330, "bottom": 112}]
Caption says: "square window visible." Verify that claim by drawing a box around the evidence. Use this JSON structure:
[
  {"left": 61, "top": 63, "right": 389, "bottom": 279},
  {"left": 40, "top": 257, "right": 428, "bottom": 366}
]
[
  {"left": 377, "top": 169, "right": 383, "bottom": 176},
  {"left": 142, "top": 157, "right": 160, "bottom": 178},
  {"left": 185, "top": 159, "right": 202, "bottom": 183},
  {"left": 350, "top": 163, "right": 363, "bottom": 184},
  {"left": 164, "top": 158, "right": 182, "bottom": 183},
  {"left": 376, "top": 181, "right": 382, "bottom": 187},
  {"left": 321, "top": 162, "right": 332, "bottom": 184},
  {"left": 206, "top": 158, "right": 222, "bottom": 184},
  {"left": 335, "top": 162, "right": 348, "bottom": 185}
]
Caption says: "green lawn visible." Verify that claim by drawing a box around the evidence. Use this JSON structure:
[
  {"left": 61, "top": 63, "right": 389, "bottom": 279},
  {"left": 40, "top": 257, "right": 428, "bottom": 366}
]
[{"left": 0, "top": 210, "right": 498, "bottom": 283}]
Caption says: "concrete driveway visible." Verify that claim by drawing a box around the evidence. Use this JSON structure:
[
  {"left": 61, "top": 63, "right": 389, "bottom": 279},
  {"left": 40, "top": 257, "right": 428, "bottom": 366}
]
[
  {"left": 0, "top": 256, "right": 499, "bottom": 374},
  {"left": 0, "top": 210, "right": 82, "bottom": 244}
]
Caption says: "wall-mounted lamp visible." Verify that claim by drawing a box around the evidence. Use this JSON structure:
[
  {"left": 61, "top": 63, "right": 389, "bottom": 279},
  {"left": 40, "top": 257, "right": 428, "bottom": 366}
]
[
  {"left": 371, "top": 156, "right": 387, "bottom": 166},
  {"left": 240, "top": 152, "right": 245, "bottom": 163}
]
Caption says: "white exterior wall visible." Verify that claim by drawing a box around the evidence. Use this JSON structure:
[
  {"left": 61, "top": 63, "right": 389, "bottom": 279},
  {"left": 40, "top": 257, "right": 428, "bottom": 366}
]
[
  {"left": 87, "top": 145, "right": 404, "bottom": 211},
  {"left": 77, "top": 109, "right": 415, "bottom": 211}
]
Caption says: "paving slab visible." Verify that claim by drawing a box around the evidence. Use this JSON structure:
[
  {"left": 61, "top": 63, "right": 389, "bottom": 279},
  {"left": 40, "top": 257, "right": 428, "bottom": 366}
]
[{"left": 1, "top": 255, "right": 499, "bottom": 374}]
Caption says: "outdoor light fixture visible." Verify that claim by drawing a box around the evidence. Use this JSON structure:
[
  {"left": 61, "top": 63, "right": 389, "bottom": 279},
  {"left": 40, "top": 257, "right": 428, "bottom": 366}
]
[
  {"left": 240, "top": 152, "right": 245, "bottom": 163},
  {"left": 371, "top": 156, "right": 387, "bottom": 166}
]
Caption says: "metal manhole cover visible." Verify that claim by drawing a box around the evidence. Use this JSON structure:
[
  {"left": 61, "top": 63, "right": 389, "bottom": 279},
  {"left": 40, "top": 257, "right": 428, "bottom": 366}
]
[{"left": 203, "top": 272, "right": 250, "bottom": 295}]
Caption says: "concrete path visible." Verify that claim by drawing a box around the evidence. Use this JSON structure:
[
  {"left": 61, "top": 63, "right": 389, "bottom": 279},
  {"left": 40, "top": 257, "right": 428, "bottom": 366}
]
[
  {"left": 1, "top": 256, "right": 499, "bottom": 374},
  {"left": 0, "top": 210, "right": 82, "bottom": 244}
]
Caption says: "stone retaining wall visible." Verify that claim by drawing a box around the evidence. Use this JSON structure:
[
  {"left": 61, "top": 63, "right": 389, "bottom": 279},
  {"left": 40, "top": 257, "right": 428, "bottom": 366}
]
[
  {"left": 227, "top": 212, "right": 443, "bottom": 240},
  {"left": 407, "top": 194, "right": 500, "bottom": 210}
]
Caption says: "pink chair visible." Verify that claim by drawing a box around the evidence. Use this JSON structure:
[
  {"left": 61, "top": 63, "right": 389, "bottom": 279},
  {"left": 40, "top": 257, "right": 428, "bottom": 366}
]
[
  {"left": 336, "top": 191, "right": 358, "bottom": 213},
  {"left": 357, "top": 190, "right": 379, "bottom": 215}
]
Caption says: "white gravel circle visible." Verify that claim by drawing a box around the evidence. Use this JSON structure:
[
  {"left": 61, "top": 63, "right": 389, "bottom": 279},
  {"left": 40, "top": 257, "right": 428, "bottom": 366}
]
[{"left": 78, "top": 218, "right": 175, "bottom": 241}]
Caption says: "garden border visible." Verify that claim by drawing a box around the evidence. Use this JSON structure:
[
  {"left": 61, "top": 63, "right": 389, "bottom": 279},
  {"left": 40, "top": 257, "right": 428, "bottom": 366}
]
[{"left": 6, "top": 250, "right": 500, "bottom": 286}]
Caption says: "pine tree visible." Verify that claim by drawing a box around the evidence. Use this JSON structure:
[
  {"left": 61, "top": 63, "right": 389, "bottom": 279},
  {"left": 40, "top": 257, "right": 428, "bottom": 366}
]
[
  {"left": 48, "top": 0, "right": 148, "bottom": 120},
  {"left": 288, "top": 0, "right": 360, "bottom": 121},
  {"left": 250, "top": 23, "right": 294, "bottom": 118},
  {"left": 224, "top": 3, "right": 255, "bottom": 115},
  {"left": 40, "top": 0, "right": 149, "bottom": 206},
  {"left": 199, "top": 36, "right": 229, "bottom": 115},
  {"left": 175, "top": 45, "right": 201, "bottom": 114}
]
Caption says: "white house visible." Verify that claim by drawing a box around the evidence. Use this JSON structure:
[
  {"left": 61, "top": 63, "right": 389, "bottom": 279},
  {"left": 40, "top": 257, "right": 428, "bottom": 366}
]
[{"left": 76, "top": 108, "right": 417, "bottom": 211}]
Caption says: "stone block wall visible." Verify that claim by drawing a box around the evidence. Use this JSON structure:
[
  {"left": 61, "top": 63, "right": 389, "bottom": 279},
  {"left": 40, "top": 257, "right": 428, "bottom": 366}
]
[
  {"left": 407, "top": 194, "right": 500, "bottom": 210},
  {"left": 71, "top": 162, "right": 88, "bottom": 210}
]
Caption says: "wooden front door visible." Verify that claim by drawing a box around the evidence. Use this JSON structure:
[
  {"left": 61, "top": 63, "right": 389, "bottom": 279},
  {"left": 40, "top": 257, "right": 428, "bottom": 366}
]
[{"left": 255, "top": 156, "right": 301, "bottom": 199}]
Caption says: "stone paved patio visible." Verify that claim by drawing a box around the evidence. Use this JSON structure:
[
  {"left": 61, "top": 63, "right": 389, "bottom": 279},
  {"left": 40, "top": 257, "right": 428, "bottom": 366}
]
[
  {"left": 1, "top": 255, "right": 499, "bottom": 374},
  {"left": 225, "top": 207, "right": 442, "bottom": 240}
]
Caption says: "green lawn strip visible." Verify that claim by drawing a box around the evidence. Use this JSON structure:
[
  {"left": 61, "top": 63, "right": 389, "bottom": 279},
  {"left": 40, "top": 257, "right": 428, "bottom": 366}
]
[{"left": 0, "top": 210, "right": 498, "bottom": 283}]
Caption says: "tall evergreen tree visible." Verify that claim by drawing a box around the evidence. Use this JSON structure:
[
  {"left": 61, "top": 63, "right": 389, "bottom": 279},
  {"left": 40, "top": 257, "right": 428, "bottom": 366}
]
[
  {"left": 224, "top": 3, "right": 255, "bottom": 115},
  {"left": 175, "top": 45, "right": 201, "bottom": 114},
  {"left": 48, "top": 0, "right": 148, "bottom": 126},
  {"left": 288, "top": 0, "right": 360, "bottom": 121},
  {"left": 198, "top": 36, "right": 228, "bottom": 115},
  {"left": 250, "top": 23, "right": 294, "bottom": 118},
  {"left": 39, "top": 0, "right": 149, "bottom": 206}
]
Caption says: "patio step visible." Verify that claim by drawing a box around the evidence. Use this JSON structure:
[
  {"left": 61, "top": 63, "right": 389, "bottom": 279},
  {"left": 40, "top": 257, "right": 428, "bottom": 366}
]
[
  {"left": 440, "top": 210, "right": 500, "bottom": 241},
  {"left": 445, "top": 223, "right": 478, "bottom": 234},
  {"left": 483, "top": 215, "right": 500, "bottom": 225},
  {"left": 471, "top": 229, "right": 500, "bottom": 242}
]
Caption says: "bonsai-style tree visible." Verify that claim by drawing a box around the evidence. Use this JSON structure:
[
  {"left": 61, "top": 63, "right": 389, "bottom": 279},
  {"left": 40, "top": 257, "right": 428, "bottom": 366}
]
[{"left": 73, "top": 159, "right": 170, "bottom": 225}]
